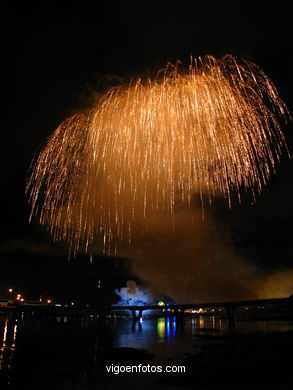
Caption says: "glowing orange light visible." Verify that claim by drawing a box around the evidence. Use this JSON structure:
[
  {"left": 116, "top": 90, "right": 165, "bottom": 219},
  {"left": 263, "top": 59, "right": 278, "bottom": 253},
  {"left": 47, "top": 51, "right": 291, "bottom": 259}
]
[{"left": 26, "top": 55, "right": 289, "bottom": 255}]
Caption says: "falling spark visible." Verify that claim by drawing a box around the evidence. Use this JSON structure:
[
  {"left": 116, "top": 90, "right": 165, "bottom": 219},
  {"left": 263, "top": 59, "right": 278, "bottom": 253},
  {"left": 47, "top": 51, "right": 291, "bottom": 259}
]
[{"left": 26, "top": 55, "right": 289, "bottom": 255}]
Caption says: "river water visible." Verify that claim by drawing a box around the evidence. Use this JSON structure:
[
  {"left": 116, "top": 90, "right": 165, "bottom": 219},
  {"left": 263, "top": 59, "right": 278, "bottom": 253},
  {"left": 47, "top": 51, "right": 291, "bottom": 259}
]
[{"left": 1, "top": 313, "right": 293, "bottom": 389}]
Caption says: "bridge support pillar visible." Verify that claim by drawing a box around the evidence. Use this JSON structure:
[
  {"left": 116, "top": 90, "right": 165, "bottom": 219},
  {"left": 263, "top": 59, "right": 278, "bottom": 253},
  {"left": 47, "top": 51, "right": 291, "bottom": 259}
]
[
  {"left": 174, "top": 309, "right": 185, "bottom": 327},
  {"left": 131, "top": 309, "right": 143, "bottom": 321},
  {"left": 226, "top": 306, "right": 236, "bottom": 330}
]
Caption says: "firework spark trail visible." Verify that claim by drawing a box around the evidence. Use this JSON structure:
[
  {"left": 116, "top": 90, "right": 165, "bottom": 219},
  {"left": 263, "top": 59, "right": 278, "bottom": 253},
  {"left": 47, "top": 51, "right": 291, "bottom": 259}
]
[{"left": 26, "top": 55, "right": 289, "bottom": 255}]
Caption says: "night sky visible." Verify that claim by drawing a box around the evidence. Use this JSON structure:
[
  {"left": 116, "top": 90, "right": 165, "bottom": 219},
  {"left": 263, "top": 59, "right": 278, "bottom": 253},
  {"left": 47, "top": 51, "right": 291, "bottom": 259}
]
[{"left": 1, "top": 3, "right": 293, "bottom": 302}]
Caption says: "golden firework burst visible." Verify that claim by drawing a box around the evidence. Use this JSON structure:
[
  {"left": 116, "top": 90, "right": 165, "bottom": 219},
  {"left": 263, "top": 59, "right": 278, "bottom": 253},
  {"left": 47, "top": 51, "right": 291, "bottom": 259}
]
[{"left": 26, "top": 55, "right": 289, "bottom": 255}]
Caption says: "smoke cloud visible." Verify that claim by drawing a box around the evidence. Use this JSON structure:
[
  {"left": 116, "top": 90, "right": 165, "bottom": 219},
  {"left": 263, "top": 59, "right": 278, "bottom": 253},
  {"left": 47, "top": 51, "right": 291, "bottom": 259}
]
[
  {"left": 119, "top": 205, "right": 293, "bottom": 303},
  {"left": 114, "top": 280, "right": 153, "bottom": 305}
]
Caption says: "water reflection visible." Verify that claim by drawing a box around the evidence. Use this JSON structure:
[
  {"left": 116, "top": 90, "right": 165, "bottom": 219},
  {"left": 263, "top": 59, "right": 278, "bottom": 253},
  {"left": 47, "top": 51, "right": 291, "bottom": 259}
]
[
  {"left": 190, "top": 315, "right": 222, "bottom": 337},
  {"left": 212, "top": 316, "right": 216, "bottom": 329},
  {"left": 1, "top": 313, "right": 293, "bottom": 388},
  {"left": 112, "top": 315, "right": 229, "bottom": 355},
  {"left": 156, "top": 317, "right": 178, "bottom": 343},
  {"left": 157, "top": 318, "right": 165, "bottom": 343},
  {"left": 0, "top": 316, "right": 18, "bottom": 387},
  {"left": 191, "top": 316, "right": 196, "bottom": 335}
]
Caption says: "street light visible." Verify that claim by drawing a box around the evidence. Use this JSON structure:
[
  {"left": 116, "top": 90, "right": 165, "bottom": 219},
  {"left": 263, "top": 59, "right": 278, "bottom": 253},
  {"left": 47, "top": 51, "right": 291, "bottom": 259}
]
[{"left": 8, "top": 288, "right": 13, "bottom": 303}]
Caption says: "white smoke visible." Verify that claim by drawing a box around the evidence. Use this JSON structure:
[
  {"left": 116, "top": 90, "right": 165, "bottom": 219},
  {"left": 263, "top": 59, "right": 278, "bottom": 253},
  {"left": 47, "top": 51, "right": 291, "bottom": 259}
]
[{"left": 114, "top": 280, "right": 153, "bottom": 305}]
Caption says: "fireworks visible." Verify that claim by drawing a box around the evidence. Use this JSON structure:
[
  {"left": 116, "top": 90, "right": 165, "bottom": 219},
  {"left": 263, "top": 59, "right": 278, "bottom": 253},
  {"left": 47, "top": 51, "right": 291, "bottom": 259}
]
[{"left": 26, "top": 55, "right": 289, "bottom": 255}]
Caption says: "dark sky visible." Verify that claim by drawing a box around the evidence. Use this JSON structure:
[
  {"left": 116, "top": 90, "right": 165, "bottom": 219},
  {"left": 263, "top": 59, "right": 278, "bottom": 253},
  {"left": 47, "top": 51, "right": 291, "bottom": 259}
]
[{"left": 1, "top": 3, "right": 293, "bottom": 301}]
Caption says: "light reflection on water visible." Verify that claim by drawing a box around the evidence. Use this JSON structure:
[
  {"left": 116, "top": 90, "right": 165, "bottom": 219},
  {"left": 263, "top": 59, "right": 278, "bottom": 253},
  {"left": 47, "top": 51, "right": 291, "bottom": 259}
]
[
  {"left": 111, "top": 315, "right": 227, "bottom": 357},
  {"left": 0, "top": 316, "right": 18, "bottom": 388},
  {"left": 1, "top": 313, "right": 293, "bottom": 388},
  {"left": 108, "top": 316, "right": 293, "bottom": 358}
]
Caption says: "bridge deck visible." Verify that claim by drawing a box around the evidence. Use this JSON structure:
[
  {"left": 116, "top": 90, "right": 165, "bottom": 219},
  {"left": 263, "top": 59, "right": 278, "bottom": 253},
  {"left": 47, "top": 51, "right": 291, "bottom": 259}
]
[{"left": 111, "top": 297, "right": 292, "bottom": 311}]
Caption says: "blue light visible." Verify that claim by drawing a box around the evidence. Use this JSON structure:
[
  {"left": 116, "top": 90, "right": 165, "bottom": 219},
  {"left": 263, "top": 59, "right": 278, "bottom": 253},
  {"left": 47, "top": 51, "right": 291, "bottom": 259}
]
[
  {"left": 172, "top": 317, "right": 177, "bottom": 336},
  {"left": 166, "top": 317, "right": 171, "bottom": 343}
]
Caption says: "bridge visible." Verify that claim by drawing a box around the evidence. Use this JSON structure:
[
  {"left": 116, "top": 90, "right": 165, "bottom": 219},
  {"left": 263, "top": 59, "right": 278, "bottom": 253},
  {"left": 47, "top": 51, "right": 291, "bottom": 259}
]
[
  {"left": 110, "top": 296, "right": 293, "bottom": 326},
  {"left": 1, "top": 296, "right": 292, "bottom": 328}
]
